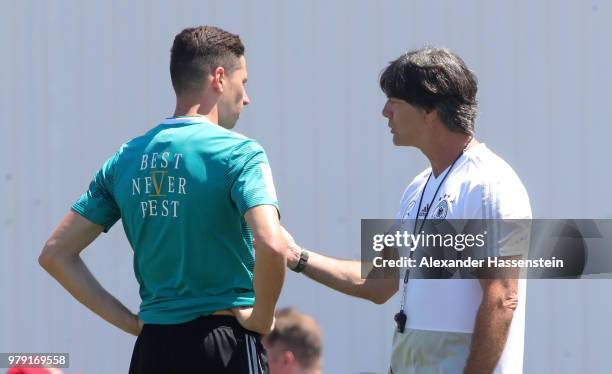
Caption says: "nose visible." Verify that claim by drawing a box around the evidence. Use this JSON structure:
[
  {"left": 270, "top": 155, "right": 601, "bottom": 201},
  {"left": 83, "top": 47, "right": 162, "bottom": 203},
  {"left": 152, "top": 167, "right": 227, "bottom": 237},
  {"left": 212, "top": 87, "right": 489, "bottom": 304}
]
[
  {"left": 382, "top": 101, "right": 392, "bottom": 119},
  {"left": 243, "top": 91, "right": 250, "bottom": 106}
]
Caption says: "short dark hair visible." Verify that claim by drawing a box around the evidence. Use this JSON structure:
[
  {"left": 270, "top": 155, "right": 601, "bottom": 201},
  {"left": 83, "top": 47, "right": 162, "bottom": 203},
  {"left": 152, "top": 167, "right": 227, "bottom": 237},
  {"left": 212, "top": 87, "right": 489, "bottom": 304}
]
[
  {"left": 170, "top": 26, "right": 244, "bottom": 95},
  {"left": 264, "top": 308, "right": 322, "bottom": 369},
  {"left": 380, "top": 47, "right": 478, "bottom": 134}
]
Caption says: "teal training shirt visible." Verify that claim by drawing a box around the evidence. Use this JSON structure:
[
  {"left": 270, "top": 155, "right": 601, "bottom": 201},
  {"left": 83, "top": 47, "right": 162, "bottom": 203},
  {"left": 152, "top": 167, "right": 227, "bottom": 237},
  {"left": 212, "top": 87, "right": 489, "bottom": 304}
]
[{"left": 72, "top": 116, "right": 279, "bottom": 324}]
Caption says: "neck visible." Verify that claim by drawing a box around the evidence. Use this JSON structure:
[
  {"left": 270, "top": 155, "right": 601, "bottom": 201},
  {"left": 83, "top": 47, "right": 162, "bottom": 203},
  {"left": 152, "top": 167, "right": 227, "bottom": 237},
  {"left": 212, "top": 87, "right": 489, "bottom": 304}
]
[
  {"left": 173, "top": 94, "right": 219, "bottom": 125},
  {"left": 421, "top": 132, "right": 476, "bottom": 177}
]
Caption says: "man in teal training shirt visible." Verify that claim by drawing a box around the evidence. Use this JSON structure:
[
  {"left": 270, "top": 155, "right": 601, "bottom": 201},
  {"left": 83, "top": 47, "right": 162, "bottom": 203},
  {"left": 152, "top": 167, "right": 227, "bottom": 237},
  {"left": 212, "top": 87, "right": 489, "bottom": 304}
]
[{"left": 39, "top": 26, "right": 287, "bottom": 373}]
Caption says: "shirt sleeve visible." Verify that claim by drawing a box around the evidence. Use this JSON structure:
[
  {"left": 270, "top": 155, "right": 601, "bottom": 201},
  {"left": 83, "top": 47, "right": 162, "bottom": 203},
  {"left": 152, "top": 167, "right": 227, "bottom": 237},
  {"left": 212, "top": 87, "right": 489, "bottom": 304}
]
[
  {"left": 228, "top": 140, "right": 279, "bottom": 216},
  {"left": 477, "top": 179, "right": 532, "bottom": 258},
  {"left": 71, "top": 152, "right": 121, "bottom": 232}
]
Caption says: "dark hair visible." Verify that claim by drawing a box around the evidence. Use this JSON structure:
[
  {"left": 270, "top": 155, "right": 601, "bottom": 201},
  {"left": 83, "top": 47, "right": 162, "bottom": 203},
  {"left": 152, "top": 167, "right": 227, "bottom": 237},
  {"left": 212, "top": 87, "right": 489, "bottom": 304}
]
[
  {"left": 170, "top": 26, "right": 244, "bottom": 95},
  {"left": 264, "top": 308, "right": 322, "bottom": 369},
  {"left": 380, "top": 47, "right": 478, "bottom": 134}
]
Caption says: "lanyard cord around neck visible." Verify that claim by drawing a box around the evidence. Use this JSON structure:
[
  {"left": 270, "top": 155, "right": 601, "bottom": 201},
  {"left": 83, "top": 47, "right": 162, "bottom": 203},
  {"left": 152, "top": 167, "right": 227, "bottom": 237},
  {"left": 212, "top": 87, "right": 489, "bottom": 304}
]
[{"left": 398, "top": 150, "right": 465, "bottom": 312}]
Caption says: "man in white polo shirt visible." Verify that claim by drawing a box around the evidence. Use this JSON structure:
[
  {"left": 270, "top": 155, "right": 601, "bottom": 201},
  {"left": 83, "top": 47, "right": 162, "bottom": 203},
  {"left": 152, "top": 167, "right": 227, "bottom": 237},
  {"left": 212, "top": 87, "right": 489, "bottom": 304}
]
[{"left": 282, "top": 47, "right": 531, "bottom": 373}]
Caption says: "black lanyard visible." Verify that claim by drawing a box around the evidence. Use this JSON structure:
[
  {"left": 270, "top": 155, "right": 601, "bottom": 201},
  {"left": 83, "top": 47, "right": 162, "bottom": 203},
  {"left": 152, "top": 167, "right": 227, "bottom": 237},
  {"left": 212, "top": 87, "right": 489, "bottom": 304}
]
[{"left": 394, "top": 150, "right": 464, "bottom": 333}]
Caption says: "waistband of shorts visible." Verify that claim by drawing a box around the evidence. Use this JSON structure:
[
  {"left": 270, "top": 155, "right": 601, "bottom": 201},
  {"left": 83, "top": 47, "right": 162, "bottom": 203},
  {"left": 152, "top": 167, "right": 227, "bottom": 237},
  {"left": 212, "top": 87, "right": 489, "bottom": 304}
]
[{"left": 144, "top": 314, "right": 260, "bottom": 337}]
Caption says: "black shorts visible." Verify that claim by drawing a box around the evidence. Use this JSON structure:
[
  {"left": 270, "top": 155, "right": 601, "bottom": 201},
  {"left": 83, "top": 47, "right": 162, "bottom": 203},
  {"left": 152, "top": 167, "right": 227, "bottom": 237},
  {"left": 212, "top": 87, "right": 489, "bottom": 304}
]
[{"left": 129, "top": 315, "right": 268, "bottom": 374}]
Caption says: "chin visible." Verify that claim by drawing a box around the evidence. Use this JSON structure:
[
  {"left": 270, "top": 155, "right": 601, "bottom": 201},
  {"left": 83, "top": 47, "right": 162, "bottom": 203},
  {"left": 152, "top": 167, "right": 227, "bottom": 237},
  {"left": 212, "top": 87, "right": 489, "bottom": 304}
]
[{"left": 392, "top": 134, "right": 412, "bottom": 147}]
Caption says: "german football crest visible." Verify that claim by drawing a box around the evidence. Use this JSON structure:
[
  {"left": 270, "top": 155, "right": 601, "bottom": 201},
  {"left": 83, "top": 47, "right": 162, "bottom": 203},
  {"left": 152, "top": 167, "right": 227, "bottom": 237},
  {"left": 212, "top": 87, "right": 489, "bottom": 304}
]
[{"left": 431, "top": 200, "right": 448, "bottom": 224}]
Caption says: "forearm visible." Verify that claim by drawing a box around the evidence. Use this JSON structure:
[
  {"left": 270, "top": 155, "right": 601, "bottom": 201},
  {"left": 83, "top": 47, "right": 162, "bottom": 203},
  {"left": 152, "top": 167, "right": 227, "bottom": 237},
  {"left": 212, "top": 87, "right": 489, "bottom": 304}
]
[
  {"left": 299, "top": 249, "right": 367, "bottom": 298},
  {"left": 464, "top": 295, "right": 515, "bottom": 373},
  {"left": 251, "top": 247, "right": 286, "bottom": 330},
  {"left": 281, "top": 226, "right": 398, "bottom": 303},
  {"left": 40, "top": 254, "right": 139, "bottom": 335}
]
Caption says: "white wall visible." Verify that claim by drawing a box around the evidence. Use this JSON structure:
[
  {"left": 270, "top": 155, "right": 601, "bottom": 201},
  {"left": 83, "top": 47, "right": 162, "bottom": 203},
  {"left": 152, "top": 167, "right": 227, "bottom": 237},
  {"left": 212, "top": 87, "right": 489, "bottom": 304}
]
[{"left": 2, "top": 0, "right": 611, "bottom": 373}]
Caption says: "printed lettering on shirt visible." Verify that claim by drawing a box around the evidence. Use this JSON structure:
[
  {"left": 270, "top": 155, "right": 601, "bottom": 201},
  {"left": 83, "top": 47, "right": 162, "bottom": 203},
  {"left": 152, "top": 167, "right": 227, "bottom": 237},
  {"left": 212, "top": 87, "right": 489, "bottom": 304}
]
[{"left": 133, "top": 152, "right": 186, "bottom": 218}]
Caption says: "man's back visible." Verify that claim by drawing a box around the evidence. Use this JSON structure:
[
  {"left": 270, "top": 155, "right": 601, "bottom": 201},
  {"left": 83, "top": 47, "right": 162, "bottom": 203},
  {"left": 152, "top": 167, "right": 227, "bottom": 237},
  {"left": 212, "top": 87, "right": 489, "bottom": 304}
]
[
  {"left": 40, "top": 26, "right": 287, "bottom": 373},
  {"left": 73, "top": 116, "right": 279, "bottom": 324}
]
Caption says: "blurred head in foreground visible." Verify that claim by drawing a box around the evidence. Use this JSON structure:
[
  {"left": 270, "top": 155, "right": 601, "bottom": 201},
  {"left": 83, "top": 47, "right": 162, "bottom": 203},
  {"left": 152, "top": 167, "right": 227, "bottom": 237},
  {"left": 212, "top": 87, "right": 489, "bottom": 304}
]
[
  {"left": 7, "top": 369, "right": 63, "bottom": 374},
  {"left": 263, "top": 308, "right": 323, "bottom": 374}
]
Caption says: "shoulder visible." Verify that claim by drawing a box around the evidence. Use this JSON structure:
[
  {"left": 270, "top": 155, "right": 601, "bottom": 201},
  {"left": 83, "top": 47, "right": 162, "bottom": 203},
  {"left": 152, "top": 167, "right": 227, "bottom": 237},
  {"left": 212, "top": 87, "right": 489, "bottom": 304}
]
[
  {"left": 227, "top": 137, "right": 266, "bottom": 161},
  {"left": 223, "top": 135, "right": 271, "bottom": 177},
  {"left": 195, "top": 124, "right": 264, "bottom": 155},
  {"left": 100, "top": 143, "right": 129, "bottom": 173},
  {"left": 457, "top": 144, "right": 532, "bottom": 218},
  {"left": 460, "top": 144, "right": 526, "bottom": 192}
]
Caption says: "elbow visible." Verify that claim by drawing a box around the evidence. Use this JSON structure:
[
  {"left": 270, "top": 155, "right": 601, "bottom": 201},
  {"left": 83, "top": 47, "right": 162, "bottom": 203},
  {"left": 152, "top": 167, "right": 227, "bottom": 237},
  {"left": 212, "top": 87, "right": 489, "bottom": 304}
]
[
  {"left": 371, "top": 294, "right": 390, "bottom": 305},
  {"left": 368, "top": 280, "right": 399, "bottom": 305},
  {"left": 499, "top": 291, "right": 519, "bottom": 313},
  {"left": 485, "top": 290, "right": 519, "bottom": 316},
  {"left": 38, "top": 240, "right": 61, "bottom": 271},
  {"left": 481, "top": 278, "right": 519, "bottom": 315}
]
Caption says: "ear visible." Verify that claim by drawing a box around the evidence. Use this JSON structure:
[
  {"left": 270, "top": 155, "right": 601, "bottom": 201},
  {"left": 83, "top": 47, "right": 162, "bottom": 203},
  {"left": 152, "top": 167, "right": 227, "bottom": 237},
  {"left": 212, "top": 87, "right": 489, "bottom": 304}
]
[
  {"left": 280, "top": 351, "right": 296, "bottom": 367},
  {"left": 211, "top": 66, "right": 225, "bottom": 93},
  {"left": 423, "top": 108, "right": 439, "bottom": 126}
]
